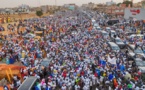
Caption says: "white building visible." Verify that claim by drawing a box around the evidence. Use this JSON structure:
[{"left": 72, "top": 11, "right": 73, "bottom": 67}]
[
  {"left": 18, "top": 4, "right": 30, "bottom": 13},
  {"left": 106, "top": 1, "right": 116, "bottom": 6},
  {"left": 41, "top": 6, "right": 48, "bottom": 13}
]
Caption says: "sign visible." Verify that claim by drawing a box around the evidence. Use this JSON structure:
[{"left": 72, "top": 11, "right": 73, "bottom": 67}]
[
  {"left": 69, "top": 5, "right": 75, "bottom": 10},
  {"left": 124, "top": 8, "right": 145, "bottom": 20},
  {"left": 130, "top": 9, "right": 140, "bottom": 15}
]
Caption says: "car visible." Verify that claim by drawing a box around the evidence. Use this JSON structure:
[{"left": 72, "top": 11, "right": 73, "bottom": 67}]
[
  {"left": 142, "top": 46, "right": 145, "bottom": 54},
  {"left": 129, "top": 34, "right": 144, "bottom": 39},
  {"left": 71, "top": 31, "right": 78, "bottom": 35},
  {"left": 23, "top": 33, "right": 35, "bottom": 39},
  {"left": 125, "top": 32, "right": 135, "bottom": 36},
  {"left": 96, "top": 26, "right": 102, "bottom": 31},
  {"left": 132, "top": 60, "right": 145, "bottom": 73},
  {"left": 115, "top": 29, "right": 123, "bottom": 35},
  {"left": 107, "top": 42, "right": 120, "bottom": 52},
  {"left": 107, "top": 19, "right": 119, "bottom": 26},
  {"left": 106, "top": 27, "right": 111, "bottom": 31},
  {"left": 91, "top": 19, "right": 96, "bottom": 25},
  {"left": 109, "top": 30, "right": 117, "bottom": 39},
  {"left": 101, "top": 31, "right": 109, "bottom": 39},
  {"left": 112, "top": 37, "right": 125, "bottom": 49},
  {"left": 127, "top": 44, "right": 145, "bottom": 59},
  {"left": 93, "top": 23, "right": 99, "bottom": 28}
]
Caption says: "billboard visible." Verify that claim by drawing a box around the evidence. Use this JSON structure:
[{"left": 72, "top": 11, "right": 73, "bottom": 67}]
[
  {"left": 69, "top": 5, "right": 75, "bottom": 10},
  {"left": 124, "top": 8, "right": 145, "bottom": 20}
]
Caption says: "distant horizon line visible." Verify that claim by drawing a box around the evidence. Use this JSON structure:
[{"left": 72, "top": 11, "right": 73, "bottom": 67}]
[
  {"left": 0, "top": 0, "right": 142, "bottom": 9},
  {"left": 0, "top": 2, "right": 121, "bottom": 9}
]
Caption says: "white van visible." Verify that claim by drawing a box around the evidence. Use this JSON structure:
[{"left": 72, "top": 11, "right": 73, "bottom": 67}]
[
  {"left": 129, "top": 34, "right": 143, "bottom": 39},
  {"left": 108, "top": 42, "right": 120, "bottom": 52},
  {"left": 101, "top": 31, "right": 109, "bottom": 38},
  {"left": 110, "top": 30, "right": 116, "bottom": 38},
  {"left": 96, "top": 27, "right": 102, "bottom": 31},
  {"left": 106, "top": 27, "right": 111, "bottom": 31}
]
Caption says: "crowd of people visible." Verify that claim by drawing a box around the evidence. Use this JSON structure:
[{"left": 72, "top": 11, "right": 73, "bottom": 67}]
[{"left": 1, "top": 10, "right": 145, "bottom": 90}]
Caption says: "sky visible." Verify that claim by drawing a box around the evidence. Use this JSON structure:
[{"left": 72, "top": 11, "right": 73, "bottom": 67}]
[{"left": 0, "top": 0, "right": 142, "bottom": 8}]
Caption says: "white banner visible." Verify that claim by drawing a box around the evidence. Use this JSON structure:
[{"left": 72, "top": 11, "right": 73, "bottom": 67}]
[{"left": 108, "top": 55, "right": 116, "bottom": 65}]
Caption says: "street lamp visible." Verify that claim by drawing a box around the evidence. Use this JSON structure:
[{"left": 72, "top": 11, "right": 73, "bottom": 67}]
[
  {"left": 5, "top": 9, "right": 10, "bottom": 23},
  {"left": 18, "top": 8, "right": 22, "bottom": 20},
  {"left": 55, "top": 0, "right": 57, "bottom": 6}
]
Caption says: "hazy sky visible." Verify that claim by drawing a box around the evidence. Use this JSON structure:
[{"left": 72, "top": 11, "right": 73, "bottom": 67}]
[{"left": 0, "top": 0, "right": 141, "bottom": 8}]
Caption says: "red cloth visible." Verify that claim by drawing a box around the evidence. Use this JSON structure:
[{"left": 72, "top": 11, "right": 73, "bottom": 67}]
[
  {"left": 113, "top": 79, "right": 118, "bottom": 88},
  {"left": 134, "top": 76, "right": 139, "bottom": 81},
  {"left": 80, "top": 71, "right": 85, "bottom": 76},
  {"left": 94, "top": 73, "right": 98, "bottom": 77},
  {"left": 62, "top": 71, "right": 67, "bottom": 78}
]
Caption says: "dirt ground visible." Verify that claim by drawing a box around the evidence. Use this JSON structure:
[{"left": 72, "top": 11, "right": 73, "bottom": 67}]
[{"left": 0, "top": 12, "right": 50, "bottom": 21}]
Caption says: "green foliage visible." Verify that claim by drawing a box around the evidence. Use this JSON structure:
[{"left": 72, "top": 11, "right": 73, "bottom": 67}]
[
  {"left": 92, "top": 7, "right": 98, "bottom": 11},
  {"left": 117, "top": 3, "right": 122, "bottom": 7},
  {"left": 123, "top": 1, "right": 133, "bottom": 7},
  {"left": 36, "top": 10, "right": 43, "bottom": 17}
]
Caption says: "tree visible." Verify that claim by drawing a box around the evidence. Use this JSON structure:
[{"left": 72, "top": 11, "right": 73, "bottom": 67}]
[
  {"left": 92, "top": 7, "right": 98, "bottom": 11},
  {"left": 117, "top": 3, "right": 122, "bottom": 7},
  {"left": 123, "top": 1, "right": 133, "bottom": 7},
  {"left": 36, "top": 10, "right": 43, "bottom": 17}
]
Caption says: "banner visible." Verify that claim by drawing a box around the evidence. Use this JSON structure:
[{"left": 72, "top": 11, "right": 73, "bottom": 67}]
[{"left": 108, "top": 55, "right": 116, "bottom": 65}]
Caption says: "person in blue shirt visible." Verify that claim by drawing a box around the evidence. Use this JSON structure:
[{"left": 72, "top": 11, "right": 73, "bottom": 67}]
[
  {"left": 35, "top": 85, "right": 39, "bottom": 90},
  {"left": 108, "top": 72, "right": 114, "bottom": 81},
  {"left": 3, "top": 85, "right": 9, "bottom": 90},
  {"left": 120, "top": 63, "right": 125, "bottom": 72},
  {"left": 46, "top": 85, "right": 52, "bottom": 90},
  {"left": 96, "top": 68, "right": 101, "bottom": 77}
]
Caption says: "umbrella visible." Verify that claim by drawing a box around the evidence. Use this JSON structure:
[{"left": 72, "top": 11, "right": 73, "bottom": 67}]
[{"left": 124, "top": 72, "right": 132, "bottom": 80}]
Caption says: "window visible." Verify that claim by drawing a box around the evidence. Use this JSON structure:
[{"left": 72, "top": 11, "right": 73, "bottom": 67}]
[
  {"left": 112, "top": 46, "right": 120, "bottom": 50},
  {"left": 116, "top": 39, "right": 122, "bottom": 43},
  {"left": 134, "top": 49, "right": 143, "bottom": 54}
]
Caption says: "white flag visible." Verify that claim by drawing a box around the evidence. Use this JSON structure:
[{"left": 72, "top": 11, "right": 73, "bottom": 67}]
[{"left": 108, "top": 55, "right": 116, "bottom": 64}]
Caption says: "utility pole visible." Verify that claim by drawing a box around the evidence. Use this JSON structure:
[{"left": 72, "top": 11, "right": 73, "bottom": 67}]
[{"left": 55, "top": 0, "right": 57, "bottom": 6}]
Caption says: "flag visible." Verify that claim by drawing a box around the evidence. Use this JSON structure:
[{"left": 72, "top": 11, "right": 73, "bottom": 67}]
[
  {"left": 95, "top": 68, "right": 100, "bottom": 77},
  {"left": 100, "top": 60, "right": 106, "bottom": 66},
  {"left": 108, "top": 55, "right": 116, "bottom": 65}
]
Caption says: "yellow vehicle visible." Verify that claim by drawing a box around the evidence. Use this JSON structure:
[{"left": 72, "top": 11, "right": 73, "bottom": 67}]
[
  {"left": 0, "top": 63, "right": 26, "bottom": 82},
  {"left": 35, "top": 31, "right": 43, "bottom": 36},
  {"left": 34, "top": 31, "right": 43, "bottom": 40}
]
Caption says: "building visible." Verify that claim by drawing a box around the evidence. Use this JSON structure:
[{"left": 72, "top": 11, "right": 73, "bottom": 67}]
[
  {"left": 63, "top": 4, "right": 77, "bottom": 10},
  {"left": 105, "top": 4, "right": 126, "bottom": 16},
  {"left": 41, "top": 5, "right": 48, "bottom": 13},
  {"left": 142, "top": 0, "right": 145, "bottom": 8},
  {"left": 82, "top": 2, "right": 98, "bottom": 9},
  {"left": 0, "top": 8, "right": 15, "bottom": 14},
  {"left": 133, "top": 2, "right": 142, "bottom": 8},
  {"left": 18, "top": 4, "right": 30, "bottom": 13},
  {"left": 106, "top": 0, "right": 116, "bottom": 6}
]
